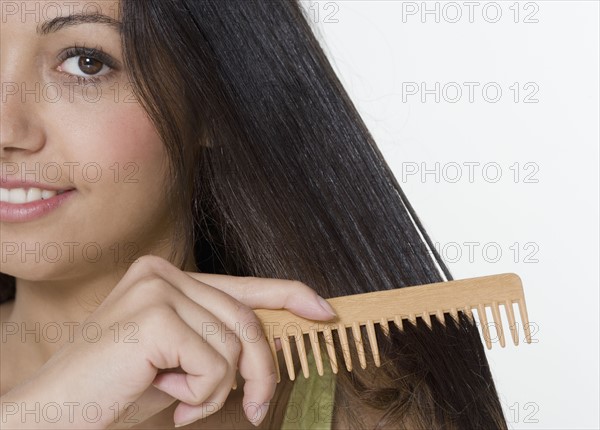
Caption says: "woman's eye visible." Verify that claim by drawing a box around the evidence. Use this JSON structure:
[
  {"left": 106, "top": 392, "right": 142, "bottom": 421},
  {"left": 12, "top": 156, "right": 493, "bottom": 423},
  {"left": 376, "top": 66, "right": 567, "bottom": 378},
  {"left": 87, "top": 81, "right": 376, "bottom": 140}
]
[{"left": 59, "top": 55, "right": 111, "bottom": 78}]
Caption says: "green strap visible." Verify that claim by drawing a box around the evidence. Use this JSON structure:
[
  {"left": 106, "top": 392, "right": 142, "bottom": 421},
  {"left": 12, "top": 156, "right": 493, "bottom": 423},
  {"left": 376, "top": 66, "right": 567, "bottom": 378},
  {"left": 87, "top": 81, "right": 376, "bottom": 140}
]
[{"left": 280, "top": 351, "right": 336, "bottom": 430}]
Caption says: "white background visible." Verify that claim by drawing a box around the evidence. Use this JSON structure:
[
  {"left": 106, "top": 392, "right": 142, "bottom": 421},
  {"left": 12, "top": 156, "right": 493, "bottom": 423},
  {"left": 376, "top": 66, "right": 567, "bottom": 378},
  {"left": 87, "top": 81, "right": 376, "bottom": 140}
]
[{"left": 300, "top": 1, "right": 600, "bottom": 428}]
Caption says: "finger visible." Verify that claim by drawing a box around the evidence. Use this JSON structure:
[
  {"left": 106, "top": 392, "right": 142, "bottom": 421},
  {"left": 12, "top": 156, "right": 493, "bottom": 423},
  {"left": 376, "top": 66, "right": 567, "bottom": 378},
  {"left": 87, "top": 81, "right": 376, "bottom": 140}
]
[
  {"left": 148, "top": 315, "right": 231, "bottom": 407},
  {"left": 137, "top": 258, "right": 279, "bottom": 423},
  {"left": 119, "top": 255, "right": 337, "bottom": 320},
  {"left": 124, "top": 256, "right": 333, "bottom": 424},
  {"left": 184, "top": 272, "right": 337, "bottom": 319},
  {"left": 161, "top": 289, "right": 242, "bottom": 394},
  {"left": 171, "top": 374, "right": 242, "bottom": 427}
]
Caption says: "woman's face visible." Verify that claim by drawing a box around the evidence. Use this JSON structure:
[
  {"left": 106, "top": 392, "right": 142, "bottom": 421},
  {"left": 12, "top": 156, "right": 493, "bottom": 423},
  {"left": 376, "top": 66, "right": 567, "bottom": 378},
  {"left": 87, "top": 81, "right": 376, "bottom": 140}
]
[{"left": 0, "top": 0, "right": 176, "bottom": 281}]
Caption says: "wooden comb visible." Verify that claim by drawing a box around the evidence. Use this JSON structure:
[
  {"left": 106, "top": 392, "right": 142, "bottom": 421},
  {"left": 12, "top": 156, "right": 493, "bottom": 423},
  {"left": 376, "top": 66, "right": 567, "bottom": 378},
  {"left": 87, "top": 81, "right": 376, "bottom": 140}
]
[{"left": 253, "top": 273, "right": 532, "bottom": 382}]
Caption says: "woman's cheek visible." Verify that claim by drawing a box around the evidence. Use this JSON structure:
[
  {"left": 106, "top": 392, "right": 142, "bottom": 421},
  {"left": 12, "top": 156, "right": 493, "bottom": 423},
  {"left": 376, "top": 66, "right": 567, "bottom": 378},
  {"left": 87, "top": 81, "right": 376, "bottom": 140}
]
[
  {"left": 75, "top": 102, "right": 170, "bottom": 217},
  {"left": 40, "top": 101, "right": 173, "bottom": 267},
  {"left": 55, "top": 93, "right": 169, "bottom": 192}
]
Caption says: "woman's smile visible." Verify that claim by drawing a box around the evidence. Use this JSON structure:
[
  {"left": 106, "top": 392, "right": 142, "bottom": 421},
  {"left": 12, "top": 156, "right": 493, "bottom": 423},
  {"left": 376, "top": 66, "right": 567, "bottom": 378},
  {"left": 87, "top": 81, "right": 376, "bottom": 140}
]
[{"left": 0, "top": 179, "right": 77, "bottom": 223}]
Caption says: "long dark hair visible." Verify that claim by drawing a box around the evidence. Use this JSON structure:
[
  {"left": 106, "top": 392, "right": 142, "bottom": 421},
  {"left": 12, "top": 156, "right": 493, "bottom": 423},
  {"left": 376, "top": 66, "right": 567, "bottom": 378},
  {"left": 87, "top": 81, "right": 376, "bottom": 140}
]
[{"left": 1, "top": 0, "right": 507, "bottom": 427}]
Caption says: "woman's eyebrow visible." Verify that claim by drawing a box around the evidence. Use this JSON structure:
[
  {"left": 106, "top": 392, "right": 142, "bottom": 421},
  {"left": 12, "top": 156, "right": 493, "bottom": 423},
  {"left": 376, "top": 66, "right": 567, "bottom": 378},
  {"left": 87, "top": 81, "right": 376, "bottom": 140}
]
[{"left": 37, "top": 13, "right": 122, "bottom": 36}]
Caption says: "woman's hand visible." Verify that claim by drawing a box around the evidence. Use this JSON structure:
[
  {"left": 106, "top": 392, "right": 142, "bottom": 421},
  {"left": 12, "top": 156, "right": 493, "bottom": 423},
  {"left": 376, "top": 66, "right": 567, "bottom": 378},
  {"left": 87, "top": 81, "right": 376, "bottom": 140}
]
[{"left": 1, "top": 255, "right": 337, "bottom": 429}]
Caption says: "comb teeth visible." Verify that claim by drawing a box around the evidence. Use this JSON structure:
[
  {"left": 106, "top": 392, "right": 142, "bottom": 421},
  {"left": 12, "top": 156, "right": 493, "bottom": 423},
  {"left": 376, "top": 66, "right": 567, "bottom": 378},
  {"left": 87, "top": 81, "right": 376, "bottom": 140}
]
[{"left": 254, "top": 273, "right": 532, "bottom": 382}]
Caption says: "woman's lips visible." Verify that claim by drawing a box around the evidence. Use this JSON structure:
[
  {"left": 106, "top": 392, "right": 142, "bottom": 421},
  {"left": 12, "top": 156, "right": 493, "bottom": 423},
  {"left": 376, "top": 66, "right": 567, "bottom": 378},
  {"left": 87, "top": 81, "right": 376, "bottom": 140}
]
[{"left": 0, "top": 189, "right": 76, "bottom": 223}]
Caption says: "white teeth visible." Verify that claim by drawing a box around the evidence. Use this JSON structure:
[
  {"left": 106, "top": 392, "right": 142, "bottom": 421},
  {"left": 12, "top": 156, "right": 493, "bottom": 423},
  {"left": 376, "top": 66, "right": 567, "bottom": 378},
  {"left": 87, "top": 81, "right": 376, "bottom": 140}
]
[
  {"left": 0, "top": 187, "right": 61, "bottom": 204},
  {"left": 27, "top": 188, "right": 42, "bottom": 203},
  {"left": 41, "top": 190, "right": 57, "bottom": 200},
  {"left": 8, "top": 188, "right": 27, "bottom": 204}
]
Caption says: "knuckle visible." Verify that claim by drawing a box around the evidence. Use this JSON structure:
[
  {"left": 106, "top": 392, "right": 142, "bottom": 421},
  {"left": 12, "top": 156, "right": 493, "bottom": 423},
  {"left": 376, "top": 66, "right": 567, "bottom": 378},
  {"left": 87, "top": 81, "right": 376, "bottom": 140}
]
[
  {"left": 290, "top": 279, "right": 310, "bottom": 290},
  {"left": 288, "top": 279, "right": 313, "bottom": 296},
  {"left": 133, "top": 255, "right": 172, "bottom": 276},
  {"left": 212, "top": 355, "right": 229, "bottom": 380},
  {"left": 289, "top": 279, "right": 311, "bottom": 291},
  {"left": 234, "top": 302, "right": 258, "bottom": 326},
  {"left": 129, "top": 276, "right": 170, "bottom": 301}
]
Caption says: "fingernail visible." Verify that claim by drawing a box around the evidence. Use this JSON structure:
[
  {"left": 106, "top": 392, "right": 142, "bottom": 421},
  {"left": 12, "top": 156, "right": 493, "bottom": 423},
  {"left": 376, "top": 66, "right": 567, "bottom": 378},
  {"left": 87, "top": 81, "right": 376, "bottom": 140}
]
[
  {"left": 249, "top": 402, "right": 270, "bottom": 427},
  {"left": 174, "top": 418, "right": 195, "bottom": 428},
  {"left": 317, "top": 295, "right": 337, "bottom": 317}
]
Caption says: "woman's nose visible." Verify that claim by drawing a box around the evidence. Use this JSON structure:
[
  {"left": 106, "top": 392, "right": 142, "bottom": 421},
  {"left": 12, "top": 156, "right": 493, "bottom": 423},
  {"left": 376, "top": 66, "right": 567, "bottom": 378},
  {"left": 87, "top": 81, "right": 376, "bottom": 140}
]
[{"left": 0, "top": 82, "right": 46, "bottom": 159}]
